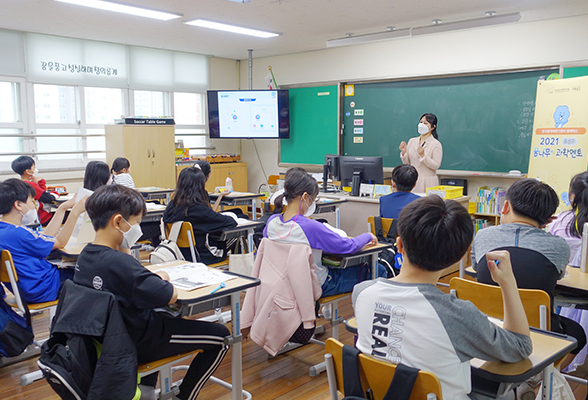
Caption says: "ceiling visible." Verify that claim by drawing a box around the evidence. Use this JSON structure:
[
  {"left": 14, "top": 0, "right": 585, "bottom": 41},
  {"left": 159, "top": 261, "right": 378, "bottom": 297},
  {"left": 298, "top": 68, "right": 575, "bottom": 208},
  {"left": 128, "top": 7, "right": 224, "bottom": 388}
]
[{"left": 2, "top": 0, "right": 588, "bottom": 60}]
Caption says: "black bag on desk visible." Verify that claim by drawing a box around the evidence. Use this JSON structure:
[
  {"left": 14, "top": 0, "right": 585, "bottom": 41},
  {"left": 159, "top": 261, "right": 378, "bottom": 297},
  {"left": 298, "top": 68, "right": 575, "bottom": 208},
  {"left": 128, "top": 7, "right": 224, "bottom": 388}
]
[{"left": 373, "top": 217, "right": 399, "bottom": 278}]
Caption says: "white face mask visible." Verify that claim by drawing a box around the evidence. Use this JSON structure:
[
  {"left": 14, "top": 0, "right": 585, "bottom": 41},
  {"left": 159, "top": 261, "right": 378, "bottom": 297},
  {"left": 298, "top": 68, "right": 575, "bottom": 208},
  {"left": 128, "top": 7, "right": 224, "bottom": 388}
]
[
  {"left": 20, "top": 205, "right": 38, "bottom": 225},
  {"left": 303, "top": 197, "right": 316, "bottom": 217},
  {"left": 418, "top": 123, "right": 430, "bottom": 135},
  {"left": 118, "top": 218, "right": 143, "bottom": 249}
]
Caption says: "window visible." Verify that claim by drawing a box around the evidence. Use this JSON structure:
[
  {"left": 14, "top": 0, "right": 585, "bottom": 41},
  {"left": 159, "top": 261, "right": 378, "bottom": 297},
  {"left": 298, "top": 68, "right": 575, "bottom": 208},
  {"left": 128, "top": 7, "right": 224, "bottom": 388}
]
[
  {"left": 0, "top": 81, "right": 25, "bottom": 169},
  {"left": 173, "top": 92, "right": 207, "bottom": 155},
  {"left": 134, "top": 90, "right": 168, "bottom": 117}
]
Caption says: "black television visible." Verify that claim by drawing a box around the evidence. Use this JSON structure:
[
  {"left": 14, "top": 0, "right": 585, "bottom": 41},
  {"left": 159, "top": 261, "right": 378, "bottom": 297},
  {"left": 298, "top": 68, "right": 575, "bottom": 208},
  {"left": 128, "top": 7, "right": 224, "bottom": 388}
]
[
  {"left": 207, "top": 89, "right": 290, "bottom": 139},
  {"left": 339, "top": 156, "right": 384, "bottom": 196},
  {"left": 322, "top": 154, "right": 340, "bottom": 193}
]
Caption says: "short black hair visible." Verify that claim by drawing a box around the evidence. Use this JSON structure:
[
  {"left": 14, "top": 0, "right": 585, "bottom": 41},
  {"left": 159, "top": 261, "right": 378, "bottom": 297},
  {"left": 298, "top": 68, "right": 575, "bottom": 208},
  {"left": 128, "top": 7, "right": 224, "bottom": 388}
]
[
  {"left": 398, "top": 196, "right": 473, "bottom": 272},
  {"left": 84, "top": 161, "right": 111, "bottom": 191},
  {"left": 506, "top": 179, "right": 558, "bottom": 226},
  {"left": 85, "top": 185, "right": 147, "bottom": 230},
  {"left": 392, "top": 164, "right": 418, "bottom": 192},
  {"left": 11, "top": 156, "right": 35, "bottom": 175},
  {"left": 0, "top": 178, "right": 35, "bottom": 214},
  {"left": 111, "top": 157, "right": 130, "bottom": 173}
]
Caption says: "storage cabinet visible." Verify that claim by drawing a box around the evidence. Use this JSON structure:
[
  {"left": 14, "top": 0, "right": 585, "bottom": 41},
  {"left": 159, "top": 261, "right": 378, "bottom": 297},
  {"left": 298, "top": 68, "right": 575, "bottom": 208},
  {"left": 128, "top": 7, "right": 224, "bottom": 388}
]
[
  {"left": 105, "top": 125, "right": 176, "bottom": 188},
  {"left": 176, "top": 162, "right": 248, "bottom": 193}
]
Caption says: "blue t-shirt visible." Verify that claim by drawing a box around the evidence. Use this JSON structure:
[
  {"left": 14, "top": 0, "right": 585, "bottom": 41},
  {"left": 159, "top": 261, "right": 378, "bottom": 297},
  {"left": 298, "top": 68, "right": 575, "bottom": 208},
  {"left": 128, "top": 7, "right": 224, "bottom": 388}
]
[
  {"left": 379, "top": 191, "right": 421, "bottom": 219},
  {"left": 0, "top": 221, "right": 58, "bottom": 303}
]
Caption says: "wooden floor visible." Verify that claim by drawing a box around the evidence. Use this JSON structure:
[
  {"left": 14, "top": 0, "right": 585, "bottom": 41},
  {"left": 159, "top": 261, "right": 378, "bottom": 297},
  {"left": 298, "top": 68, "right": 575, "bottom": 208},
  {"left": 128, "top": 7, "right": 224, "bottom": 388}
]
[{"left": 2, "top": 272, "right": 588, "bottom": 400}]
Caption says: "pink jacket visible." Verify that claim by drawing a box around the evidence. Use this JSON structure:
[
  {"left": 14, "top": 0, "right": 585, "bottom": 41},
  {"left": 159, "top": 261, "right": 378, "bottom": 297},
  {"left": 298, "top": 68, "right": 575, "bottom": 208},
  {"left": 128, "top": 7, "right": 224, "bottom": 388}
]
[{"left": 241, "top": 239, "right": 322, "bottom": 356}]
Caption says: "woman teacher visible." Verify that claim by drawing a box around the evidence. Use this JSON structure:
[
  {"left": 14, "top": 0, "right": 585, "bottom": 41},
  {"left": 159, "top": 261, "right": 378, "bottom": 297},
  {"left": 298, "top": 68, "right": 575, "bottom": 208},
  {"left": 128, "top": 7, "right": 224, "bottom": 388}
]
[{"left": 399, "top": 113, "right": 443, "bottom": 193}]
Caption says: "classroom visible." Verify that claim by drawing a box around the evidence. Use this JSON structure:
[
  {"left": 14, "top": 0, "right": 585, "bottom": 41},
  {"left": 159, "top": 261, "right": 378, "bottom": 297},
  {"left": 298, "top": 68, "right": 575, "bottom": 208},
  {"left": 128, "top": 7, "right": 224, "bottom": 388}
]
[{"left": 1, "top": 1, "right": 588, "bottom": 399}]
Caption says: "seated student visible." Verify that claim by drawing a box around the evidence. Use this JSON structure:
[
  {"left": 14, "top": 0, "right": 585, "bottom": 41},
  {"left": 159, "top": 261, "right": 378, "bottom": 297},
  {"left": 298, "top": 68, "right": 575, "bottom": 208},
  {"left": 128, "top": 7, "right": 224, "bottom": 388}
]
[
  {"left": 548, "top": 171, "right": 588, "bottom": 372},
  {"left": 11, "top": 155, "right": 56, "bottom": 226},
  {"left": 473, "top": 178, "right": 586, "bottom": 367},
  {"left": 193, "top": 160, "right": 248, "bottom": 219},
  {"left": 163, "top": 167, "right": 238, "bottom": 264},
  {"left": 0, "top": 179, "right": 86, "bottom": 303},
  {"left": 379, "top": 164, "right": 420, "bottom": 219},
  {"left": 76, "top": 185, "right": 229, "bottom": 400},
  {"left": 110, "top": 157, "right": 135, "bottom": 188},
  {"left": 353, "top": 196, "right": 533, "bottom": 400},
  {"left": 83, "top": 160, "right": 111, "bottom": 191},
  {"left": 265, "top": 167, "right": 386, "bottom": 297}
]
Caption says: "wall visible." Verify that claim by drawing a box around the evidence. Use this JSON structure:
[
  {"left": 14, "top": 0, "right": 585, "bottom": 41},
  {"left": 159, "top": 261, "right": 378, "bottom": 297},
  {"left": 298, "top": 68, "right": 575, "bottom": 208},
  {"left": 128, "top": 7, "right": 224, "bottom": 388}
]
[{"left": 237, "top": 14, "right": 588, "bottom": 192}]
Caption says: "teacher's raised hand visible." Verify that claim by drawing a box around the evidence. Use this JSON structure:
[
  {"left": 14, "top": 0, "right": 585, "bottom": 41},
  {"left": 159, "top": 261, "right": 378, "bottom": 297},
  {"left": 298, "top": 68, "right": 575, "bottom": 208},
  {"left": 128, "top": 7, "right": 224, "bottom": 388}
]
[
  {"left": 417, "top": 143, "right": 425, "bottom": 157},
  {"left": 399, "top": 141, "right": 407, "bottom": 156}
]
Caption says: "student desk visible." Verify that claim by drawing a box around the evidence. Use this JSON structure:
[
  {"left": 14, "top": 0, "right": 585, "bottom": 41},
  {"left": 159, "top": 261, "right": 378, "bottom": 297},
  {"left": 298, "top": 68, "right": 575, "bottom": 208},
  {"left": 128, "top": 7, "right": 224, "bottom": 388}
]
[
  {"left": 137, "top": 187, "right": 174, "bottom": 203},
  {"left": 52, "top": 193, "right": 74, "bottom": 204},
  {"left": 209, "top": 192, "right": 263, "bottom": 221},
  {"left": 325, "top": 242, "right": 393, "bottom": 280},
  {"left": 344, "top": 318, "right": 576, "bottom": 400},
  {"left": 147, "top": 261, "right": 260, "bottom": 400},
  {"left": 556, "top": 267, "right": 588, "bottom": 296},
  {"left": 219, "top": 220, "right": 265, "bottom": 253},
  {"left": 142, "top": 204, "right": 166, "bottom": 223},
  {"left": 470, "top": 324, "right": 577, "bottom": 399}
]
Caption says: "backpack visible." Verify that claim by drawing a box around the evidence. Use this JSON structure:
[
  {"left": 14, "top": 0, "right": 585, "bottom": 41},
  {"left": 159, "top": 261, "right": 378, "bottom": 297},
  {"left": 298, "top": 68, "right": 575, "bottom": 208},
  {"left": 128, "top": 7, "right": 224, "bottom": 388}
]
[
  {"left": 373, "top": 217, "right": 402, "bottom": 278},
  {"left": 341, "top": 344, "right": 420, "bottom": 400},
  {"left": 37, "top": 332, "right": 97, "bottom": 400},
  {"left": 149, "top": 221, "right": 186, "bottom": 264},
  {"left": 0, "top": 286, "right": 34, "bottom": 358}
]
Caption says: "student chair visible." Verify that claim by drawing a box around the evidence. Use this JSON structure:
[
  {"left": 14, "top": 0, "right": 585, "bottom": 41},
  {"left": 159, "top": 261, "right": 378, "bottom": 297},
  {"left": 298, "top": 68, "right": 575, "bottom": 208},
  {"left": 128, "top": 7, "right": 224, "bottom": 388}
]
[
  {"left": 324, "top": 338, "right": 443, "bottom": 400},
  {"left": 449, "top": 277, "right": 551, "bottom": 330},
  {"left": 138, "top": 350, "right": 203, "bottom": 400},
  {"left": 475, "top": 246, "right": 560, "bottom": 309},
  {"left": 164, "top": 221, "right": 197, "bottom": 262},
  {"left": 367, "top": 216, "right": 396, "bottom": 238},
  {"left": 1, "top": 250, "right": 58, "bottom": 384}
]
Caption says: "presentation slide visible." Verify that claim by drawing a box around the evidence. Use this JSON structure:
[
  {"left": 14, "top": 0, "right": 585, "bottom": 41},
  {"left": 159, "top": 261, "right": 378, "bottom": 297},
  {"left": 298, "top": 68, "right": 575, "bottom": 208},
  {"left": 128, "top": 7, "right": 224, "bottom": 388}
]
[{"left": 217, "top": 91, "right": 279, "bottom": 138}]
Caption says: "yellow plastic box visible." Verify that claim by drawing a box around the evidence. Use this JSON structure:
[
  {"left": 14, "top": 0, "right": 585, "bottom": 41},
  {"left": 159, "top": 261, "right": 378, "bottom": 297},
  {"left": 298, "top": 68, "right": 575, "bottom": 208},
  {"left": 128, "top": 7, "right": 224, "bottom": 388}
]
[{"left": 426, "top": 185, "right": 464, "bottom": 199}]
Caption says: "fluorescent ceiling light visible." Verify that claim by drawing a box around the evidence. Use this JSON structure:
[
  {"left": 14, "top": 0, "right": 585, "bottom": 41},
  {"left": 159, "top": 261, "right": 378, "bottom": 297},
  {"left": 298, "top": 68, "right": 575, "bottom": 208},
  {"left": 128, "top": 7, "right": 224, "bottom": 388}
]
[
  {"left": 53, "top": 0, "right": 182, "bottom": 21},
  {"left": 412, "top": 12, "right": 520, "bottom": 36},
  {"left": 327, "top": 28, "right": 411, "bottom": 48},
  {"left": 184, "top": 19, "right": 279, "bottom": 38}
]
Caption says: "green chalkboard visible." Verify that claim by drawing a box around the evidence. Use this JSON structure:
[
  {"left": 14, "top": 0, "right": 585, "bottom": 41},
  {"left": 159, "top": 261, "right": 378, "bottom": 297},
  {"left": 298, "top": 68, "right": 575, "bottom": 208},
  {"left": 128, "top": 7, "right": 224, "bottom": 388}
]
[
  {"left": 280, "top": 85, "right": 338, "bottom": 165},
  {"left": 563, "top": 66, "right": 588, "bottom": 79},
  {"left": 343, "top": 69, "right": 557, "bottom": 173}
]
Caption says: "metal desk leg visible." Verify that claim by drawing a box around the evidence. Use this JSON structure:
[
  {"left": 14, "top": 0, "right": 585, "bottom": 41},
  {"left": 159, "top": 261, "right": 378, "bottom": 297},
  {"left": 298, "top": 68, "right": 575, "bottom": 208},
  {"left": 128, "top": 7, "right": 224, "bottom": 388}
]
[
  {"left": 251, "top": 199, "right": 257, "bottom": 221},
  {"left": 230, "top": 292, "right": 243, "bottom": 400},
  {"left": 371, "top": 253, "right": 378, "bottom": 280},
  {"left": 335, "top": 206, "right": 340, "bottom": 229},
  {"left": 247, "top": 228, "right": 254, "bottom": 253},
  {"left": 459, "top": 257, "right": 465, "bottom": 279},
  {"left": 542, "top": 363, "right": 555, "bottom": 399}
]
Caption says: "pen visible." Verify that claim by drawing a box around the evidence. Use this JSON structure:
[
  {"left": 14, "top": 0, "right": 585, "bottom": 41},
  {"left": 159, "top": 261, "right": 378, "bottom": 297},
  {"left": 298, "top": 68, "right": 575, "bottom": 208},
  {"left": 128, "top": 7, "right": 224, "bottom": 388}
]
[
  {"left": 210, "top": 282, "right": 226, "bottom": 294},
  {"left": 421, "top": 141, "right": 426, "bottom": 147}
]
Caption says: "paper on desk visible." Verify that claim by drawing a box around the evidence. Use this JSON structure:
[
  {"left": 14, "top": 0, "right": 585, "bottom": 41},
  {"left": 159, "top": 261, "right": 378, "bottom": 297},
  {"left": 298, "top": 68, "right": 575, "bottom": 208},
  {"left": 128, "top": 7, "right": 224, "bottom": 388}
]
[
  {"left": 161, "top": 262, "right": 236, "bottom": 291},
  {"left": 221, "top": 212, "right": 251, "bottom": 225},
  {"left": 145, "top": 202, "right": 166, "bottom": 210}
]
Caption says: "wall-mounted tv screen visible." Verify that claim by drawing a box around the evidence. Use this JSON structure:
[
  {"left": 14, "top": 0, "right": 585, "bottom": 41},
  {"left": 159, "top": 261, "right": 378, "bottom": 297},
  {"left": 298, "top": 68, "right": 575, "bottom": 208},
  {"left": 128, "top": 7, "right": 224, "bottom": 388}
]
[{"left": 207, "top": 89, "right": 290, "bottom": 139}]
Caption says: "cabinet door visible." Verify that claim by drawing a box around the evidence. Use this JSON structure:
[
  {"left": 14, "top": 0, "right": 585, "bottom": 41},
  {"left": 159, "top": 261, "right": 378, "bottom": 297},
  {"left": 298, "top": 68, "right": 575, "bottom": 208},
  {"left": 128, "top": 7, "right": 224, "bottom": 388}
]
[
  {"left": 230, "top": 163, "right": 248, "bottom": 192},
  {"left": 149, "top": 126, "right": 176, "bottom": 188},
  {"left": 123, "top": 127, "right": 154, "bottom": 188}
]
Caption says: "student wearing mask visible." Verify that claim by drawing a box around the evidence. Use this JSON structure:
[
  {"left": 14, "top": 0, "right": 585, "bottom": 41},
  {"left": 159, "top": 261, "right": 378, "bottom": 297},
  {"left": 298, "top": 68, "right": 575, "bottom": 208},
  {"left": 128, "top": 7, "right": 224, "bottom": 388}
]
[
  {"left": 265, "top": 167, "right": 385, "bottom": 296},
  {"left": 11, "top": 155, "right": 56, "bottom": 225}
]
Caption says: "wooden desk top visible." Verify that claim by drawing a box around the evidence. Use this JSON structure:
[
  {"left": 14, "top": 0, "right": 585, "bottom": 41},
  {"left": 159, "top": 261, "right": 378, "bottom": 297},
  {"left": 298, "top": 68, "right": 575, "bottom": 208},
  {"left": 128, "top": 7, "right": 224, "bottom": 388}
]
[
  {"left": 147, "top": 260, "right": 259, "bottom": 304},
  {"left": 557, "top": 266, "right": 588, "bottom": 293},
  {"left": 57, "top": 242, "right": 87, "bottom": 257},
  {"left": 209, "top": 192, "right": 263, "bottom": 200},
  {"left": 137, "top": 187, "right": 174, "bottom": 194},
  {"left": 325, "top": 241, "right": 393, "bottom": 258},
  {"left": 221, "top": 220, "right": 265, "bottom": 234},
  {"left": 471, "top": 326, "right": 575, "bottom": 382},
  {"left": 346, "top": 317, "right": 576, "bottom": 383}
]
